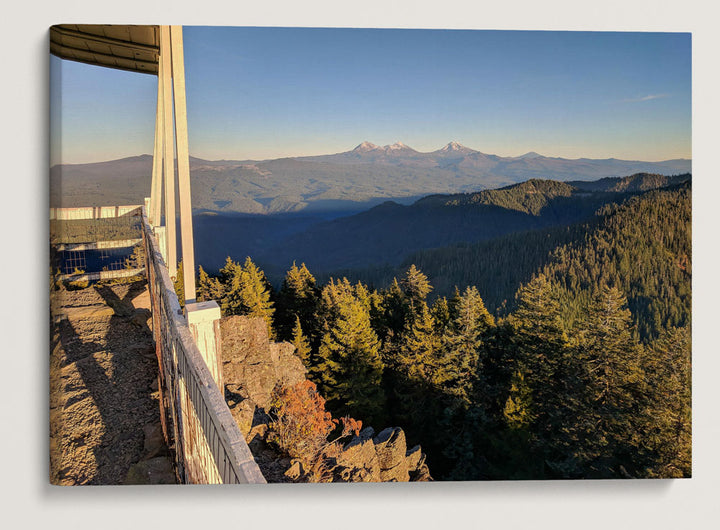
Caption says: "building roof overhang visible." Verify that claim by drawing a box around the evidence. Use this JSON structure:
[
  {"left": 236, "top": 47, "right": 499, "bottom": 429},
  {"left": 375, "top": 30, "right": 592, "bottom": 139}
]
[{"left": 50, "top": 24, "right": 160, "bottom": 75}]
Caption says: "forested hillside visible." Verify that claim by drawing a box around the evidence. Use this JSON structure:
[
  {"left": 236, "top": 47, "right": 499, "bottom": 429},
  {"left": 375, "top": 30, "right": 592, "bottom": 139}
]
[
  {"left": 170, "top": 171, "right": 692, "bottom": 481},
  {"left": 258, "top": 177, "right": 659, "bottom": 273},
  {"left": 394, "top": 180, "right": 691, "bottom": 342},
  {"left": 179, "top": 262, "right": 690, "bottom": 481},
  {"left": 178, "top": 174, "right": 691, "bottom": 479},
  {"left": 541, "top": 182, "right": 691, "bottom": 341}
]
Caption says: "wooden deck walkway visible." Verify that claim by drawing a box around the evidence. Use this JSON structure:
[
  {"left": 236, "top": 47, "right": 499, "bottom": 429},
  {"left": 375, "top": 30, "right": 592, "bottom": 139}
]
[{"left": 49, "top": 279, "right": 176, "bottom": 485}]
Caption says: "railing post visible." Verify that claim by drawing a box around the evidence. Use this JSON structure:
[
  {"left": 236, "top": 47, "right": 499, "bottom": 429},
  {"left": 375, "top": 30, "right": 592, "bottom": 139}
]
[
  {"left": 155, "top": 226, "right": 167, "bottom": 266},
  {"left": 184, "top": 301, "right": 224, "bottom": 391}
]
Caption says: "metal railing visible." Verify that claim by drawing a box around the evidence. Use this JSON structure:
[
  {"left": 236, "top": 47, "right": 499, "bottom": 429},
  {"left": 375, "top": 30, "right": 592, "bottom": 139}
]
[
  {"left": 141, "top": 207, "right": 265, "bottom": 484},
  {"left": 50, "top": 206, "right": 144, "bottom": 280}
]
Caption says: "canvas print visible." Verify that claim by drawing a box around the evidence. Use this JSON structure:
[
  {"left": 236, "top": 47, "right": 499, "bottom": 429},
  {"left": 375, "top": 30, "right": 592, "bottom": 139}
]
[{"left": 49, "top": 25, "right": 691, "bottom": 485}]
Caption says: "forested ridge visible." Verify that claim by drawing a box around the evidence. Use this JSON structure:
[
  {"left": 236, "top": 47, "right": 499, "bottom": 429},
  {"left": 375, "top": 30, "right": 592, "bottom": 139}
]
[
  {"left": 179, "top": 178, "right": 691, "bottom": 479},
  {"left": 334, "top": 177, "right": 691, "bottom": 343},
  {"left": 257, "top": 175, "right": 670, "bottom": 273}
]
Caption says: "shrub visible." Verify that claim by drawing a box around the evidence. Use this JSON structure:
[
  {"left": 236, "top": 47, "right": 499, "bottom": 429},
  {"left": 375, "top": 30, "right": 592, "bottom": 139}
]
[
  {"left": 268, "top": 380, "right": 336, "bottom": 462},
  {"left": 267, "top": 380, "right": 363, "bottom": 482}
]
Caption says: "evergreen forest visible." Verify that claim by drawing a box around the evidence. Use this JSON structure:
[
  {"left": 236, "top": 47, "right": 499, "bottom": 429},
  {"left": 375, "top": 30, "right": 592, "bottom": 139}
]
[{"left": 179, "top": 176, "right": 691, "bottom": 480}]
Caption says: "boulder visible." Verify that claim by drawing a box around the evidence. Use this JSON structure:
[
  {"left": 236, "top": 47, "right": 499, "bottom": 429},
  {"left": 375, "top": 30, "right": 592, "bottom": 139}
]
[
  {"left": 142, "top": 422, "right": 166, "bottom": 459},
  {"left": 328, "top": 426, "right": 431, "bottom": 482},
  {"left": 334, "top": 434, "right": 381, "bottom": 482},
  {"left": 405, "top": 444, "right": 423, "bottom": 470},
  {"left": 124, "top": 456, "right": 175, "bottom": 485},
  {"left": 221, "top": 316, "right": 306, "bottom": 410},
  {"left": 373, "top": 427, "right": 410, "bottom": 482}
]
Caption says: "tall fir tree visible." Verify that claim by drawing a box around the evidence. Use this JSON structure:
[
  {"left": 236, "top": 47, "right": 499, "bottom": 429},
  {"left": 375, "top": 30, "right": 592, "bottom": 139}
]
[
  {"left": 393, "top": 301, "right": 447, "bottom": 463},
  {"left": 446, "top": 286, "right": 496, "bottom": 402},
  {"left": 275, "top": 262, "right": 321, "bottom": 342},
  {"left": 401, "top": 264, "right": 433, "bottom": 314},
  {"left": 377, "top": 278, "right": 410, "bottom": 343},
  {"left": 507, "top": 274, "right": 573, "bottom": 475},
  {"left": 639, "top": 325, "right": 691, "bottom": 477},
  {"left": 196, "top": 265, "right": 225, "bottom": 303},
  {"left": 315, "top": 278, "right": 386, "bottom": 425},
  {"left": 221, "top": 257, "right": 276, "bottom": 337},
  {"left": 398, "top": 301, "right": 443, "bottom": 387},
  {"left": 430, "top": 296, "right": 452, "bottom": 334},
  {"left": 571, "top": 285, "right": 645, "bottom": 477},
  {"left": 291, "top": 315, "right": 312, "bottom": 368}
]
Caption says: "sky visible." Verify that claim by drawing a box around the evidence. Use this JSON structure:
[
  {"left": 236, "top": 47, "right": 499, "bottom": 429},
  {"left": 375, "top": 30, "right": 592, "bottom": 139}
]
[{"left": 50, "top": 27, "right": 691, "bottom": 165}]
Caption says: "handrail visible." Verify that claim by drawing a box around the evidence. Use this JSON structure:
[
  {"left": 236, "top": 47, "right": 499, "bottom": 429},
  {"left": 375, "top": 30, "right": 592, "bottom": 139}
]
[
  {"left": 141, "top": 206, "right": 265, "bottom": 484},
  {"left": 50, "top": 205, "right": 143, "bottom": 220}
]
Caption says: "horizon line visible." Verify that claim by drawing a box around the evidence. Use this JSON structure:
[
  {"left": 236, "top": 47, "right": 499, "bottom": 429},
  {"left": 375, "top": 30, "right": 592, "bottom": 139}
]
[{"left": 52, "top": 142, "right": 693, "bottom": 166}]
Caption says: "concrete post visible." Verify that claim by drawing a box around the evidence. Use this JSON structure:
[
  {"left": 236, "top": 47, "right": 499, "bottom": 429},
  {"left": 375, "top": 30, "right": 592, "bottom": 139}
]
[
  {"left": 184, "top": 301, "right": 223, "bottom": 391},
  {"left": 155, "top": 226, "right": 167, "bottom": 266}
]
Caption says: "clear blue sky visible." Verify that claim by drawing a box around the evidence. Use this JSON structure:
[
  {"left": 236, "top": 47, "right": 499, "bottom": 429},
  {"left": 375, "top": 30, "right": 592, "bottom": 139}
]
[{"left": 50, "top": 27, "right": 691, "bottom": 164}]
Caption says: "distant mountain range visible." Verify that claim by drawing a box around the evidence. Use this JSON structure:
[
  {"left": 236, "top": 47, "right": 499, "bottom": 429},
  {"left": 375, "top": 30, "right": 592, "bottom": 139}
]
[{"left": 50, "top": 142, "right": 691, "bottom": 214}]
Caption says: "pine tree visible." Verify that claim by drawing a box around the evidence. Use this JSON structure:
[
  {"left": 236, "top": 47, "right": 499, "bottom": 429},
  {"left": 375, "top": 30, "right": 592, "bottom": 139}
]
[
  {"left": 398, "top": 301, "right": 443, "bottom": 386},
  {"left": 638, "top": 325, "right": 691, "bottom": 477},
  {"left": 291, "top": 315, "right": 312, "bottom": 367},
  {"left": 507, "top": 274, "right": 572, "bottom": 474},
  {"left": 221, "top": 257, "right": 276, "bottom": 336},
  {"left": 430, "top": 296, "right": 452, "bottom": 334},
  {"left": 442, "top": 286, "right": 496, "bottom": 404},
  {"left": 572, "top": 285, "right": 645, "bottom": 477},
  {"left": 275, "top": 262, "right": 320, "bottom": 342},
  {"left": 218, "top": 256, "right": 240, "bottom": 314},
  {"left": 393, "top": 301, "right": 446, "bottom": 458},
  {"left": 219, "top": 256, "right": 239, "bottom": 285},
  {"left": 503, "top": 370, "right": 532, "bottom": 430},
  {"left": 375, "top": 278, "right": 409, "bottom": 344},
  {"left": 315, "top": 278, "right": 385, "bottom": 425},
  {"left": 401, "top": 264, "right": 432, "bottom": 314},
  {"left": 197, "top": 265, "right": 225, "bottom": 303}
]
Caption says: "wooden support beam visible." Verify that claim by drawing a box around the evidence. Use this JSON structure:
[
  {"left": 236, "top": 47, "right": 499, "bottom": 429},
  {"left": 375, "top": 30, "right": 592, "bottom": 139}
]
[
  {"left": 150, "top": 71, "right": 163, "bottom": 226},
  {"left": 170, "top": 25, "right": 196, "bottom": 303},
  {"left": 159, "top": 26, "right": 177, "bottom": 279}
]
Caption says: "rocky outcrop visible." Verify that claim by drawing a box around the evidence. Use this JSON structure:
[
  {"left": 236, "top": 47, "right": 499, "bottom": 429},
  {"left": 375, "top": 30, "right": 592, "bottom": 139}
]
[
  {"left": 329, "top": 427, "right": 432, "bottom": 482},
  {"left": 220, "top": 316, "right": 307, "bottom": 436},
  {"left": 219, "top": 315, "right": 431, "bottom": 483}
]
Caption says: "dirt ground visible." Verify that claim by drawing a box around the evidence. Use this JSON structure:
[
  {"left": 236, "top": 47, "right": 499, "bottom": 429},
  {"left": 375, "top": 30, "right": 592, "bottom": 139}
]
[{"left": 49, "top": 280, "right": 176, "bottom": 485}]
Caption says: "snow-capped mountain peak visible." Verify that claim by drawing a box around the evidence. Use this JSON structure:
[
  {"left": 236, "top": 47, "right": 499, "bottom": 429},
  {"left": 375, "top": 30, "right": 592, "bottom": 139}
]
[
  {"left": 441, "top": 141, "right": 468, "bottom": 152},
  {"left": 385, "top": 141, "right": 408, "bottom": 151},
  {"left": 353, "top": 141, "right": 380, "bottom": 152}
]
